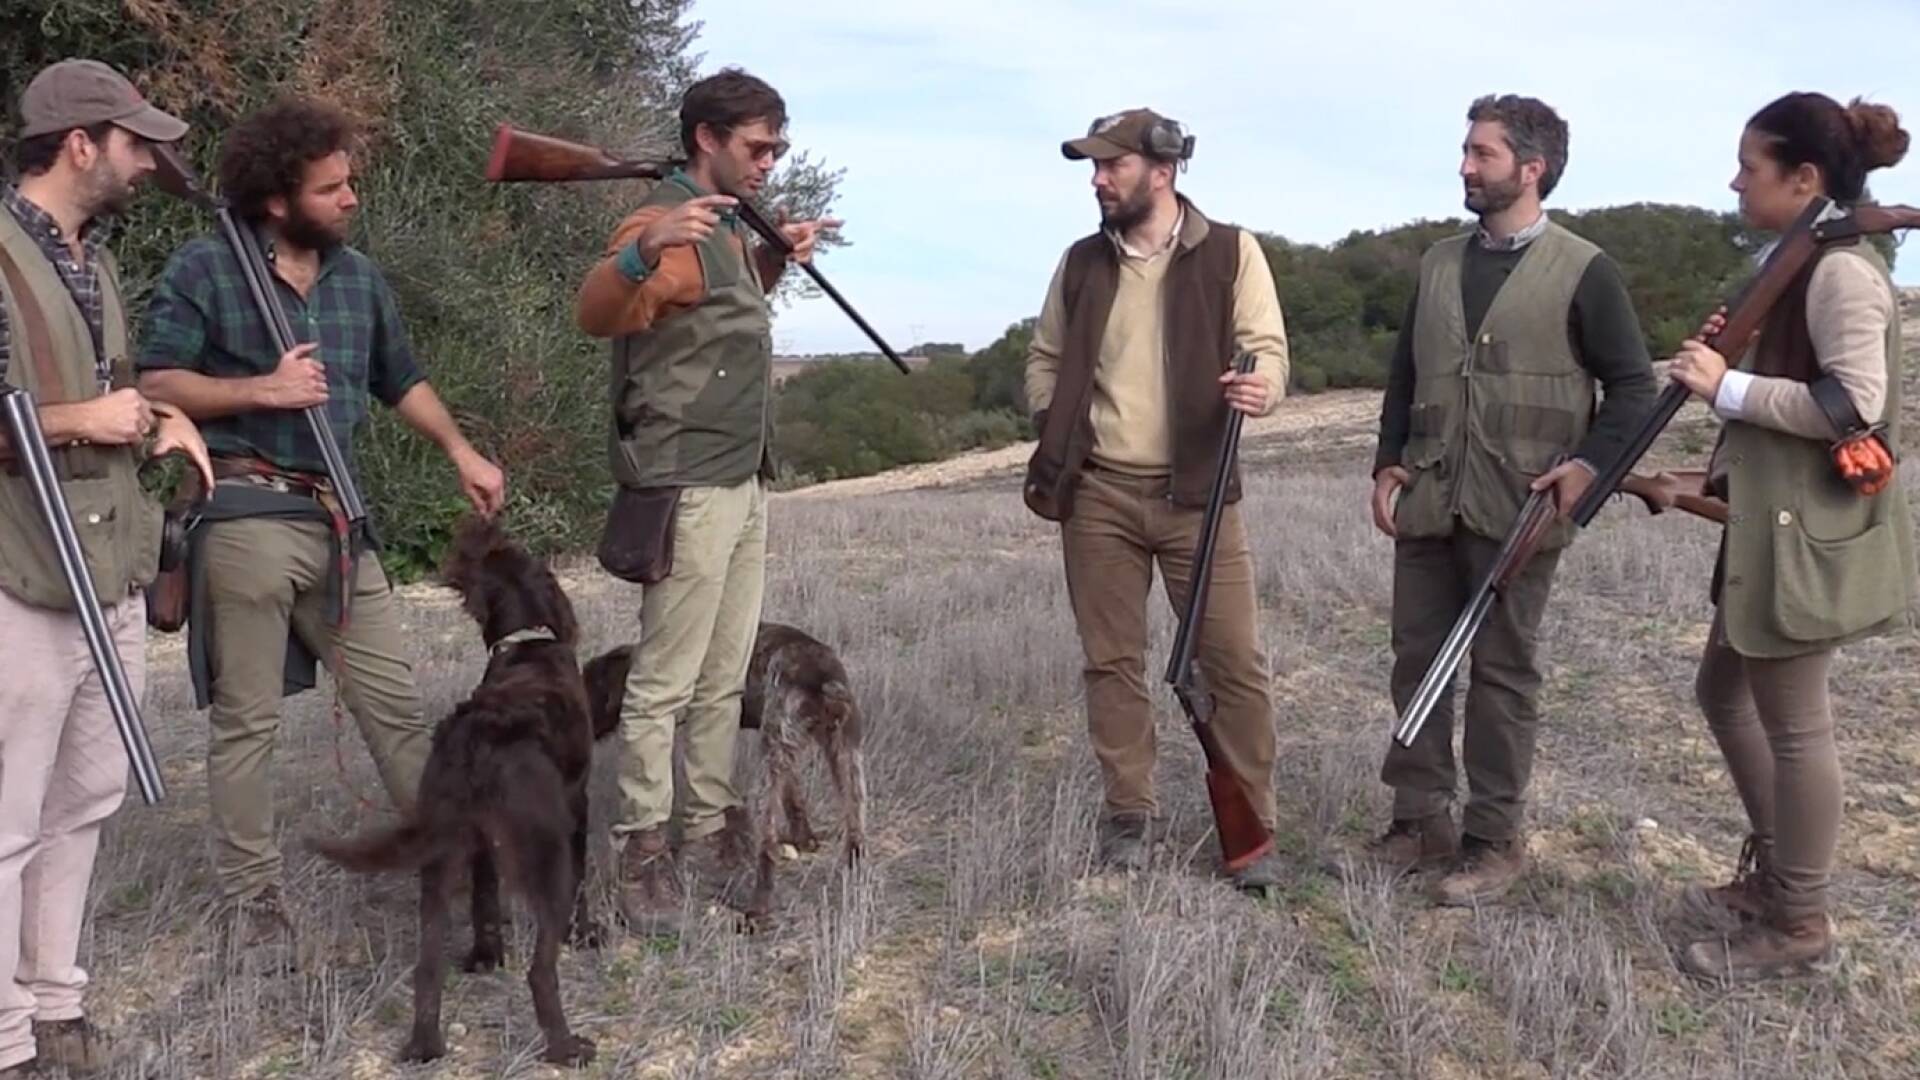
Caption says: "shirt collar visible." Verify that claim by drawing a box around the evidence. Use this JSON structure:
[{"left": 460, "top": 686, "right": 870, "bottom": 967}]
[
  {"left": 1109, "top": 203, "right": 1185, "bottom": 261},
  {"left": 1475, "top": 210, "right": 1550, "bottom": 253},
  {"left": 2, "top": 184, "right": 108, "bottom": 258}
]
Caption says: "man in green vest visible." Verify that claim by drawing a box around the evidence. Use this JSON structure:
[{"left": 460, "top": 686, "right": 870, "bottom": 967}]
[
  {"left": 0, "top": 58, "right": 212, "bottom": 1077},
  {"left": 1366, "top": 94, "right": 1656, "bottom": 905},
  {"left": 574, "top": 67, "right": 837, "bottom": 933},
  {"left": 136, "top": 96, "right": 506, "bottom": 965},
  {"left": 1023, "top": 108, "right": 1291, "bottom": 890}
]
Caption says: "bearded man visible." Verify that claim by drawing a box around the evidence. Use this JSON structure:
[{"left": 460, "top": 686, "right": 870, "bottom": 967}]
[
  {"left": 136, "top": 96, "right": 505, "bottom": 964},
  {"left": 1021, "top": 107, "right": 1291, "bottom": 890},
  {"left": 1362, "top": 94, "right": 1655, "bottom": 905}
]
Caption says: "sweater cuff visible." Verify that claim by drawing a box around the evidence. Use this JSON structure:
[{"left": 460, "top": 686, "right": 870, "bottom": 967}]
[{"left": 615, "top": 240, "right": 652, "bottom": 284}]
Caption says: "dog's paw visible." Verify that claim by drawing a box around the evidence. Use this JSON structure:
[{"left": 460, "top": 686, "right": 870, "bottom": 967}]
[
  {"left": 543, "top": 1033, "right": 596, "bottom": 1066},
  {"left": 400, "top": 1030, "right": 447, "bottom": 1063},
  {"left": 568, "top": 918, "right": 607, "bottom": 950},
  {"left": 782, "top": 828, "right": 822, "bottom": 854},
  {"left": 462, "top": 941, "right": 504, "bottom": 973}
]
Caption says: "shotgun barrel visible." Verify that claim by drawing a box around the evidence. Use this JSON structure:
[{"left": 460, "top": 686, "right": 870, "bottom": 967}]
[{"left": 1, "top": 387, "right": 167, "bottom": 804}]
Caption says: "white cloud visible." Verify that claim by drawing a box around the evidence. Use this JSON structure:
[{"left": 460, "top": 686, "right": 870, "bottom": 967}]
[{"left": 687, "top": 0, "right": 1920, "bottom": 352}]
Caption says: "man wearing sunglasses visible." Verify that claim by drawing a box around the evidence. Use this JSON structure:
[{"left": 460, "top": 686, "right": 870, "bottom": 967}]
[
  {"left": 1024, "top": 108, "right": 1291, "bottom": 890},
  {"left": 575, "top": 66, "right": 838, "bottom": 934}
]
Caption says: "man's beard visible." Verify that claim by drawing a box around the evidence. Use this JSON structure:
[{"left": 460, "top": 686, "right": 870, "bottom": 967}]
[
  {"left": 283, "top": 202, "right": 347, "bottom": 251},
  {"left": 79, "top": 164, "right": 137, "bottom": 220},
  {"left": 1463, "top": 171, "right": 1524, "bottom": 215},
  {"left": 1099, "top": 177, "right": 1154, "bottom": 233}
]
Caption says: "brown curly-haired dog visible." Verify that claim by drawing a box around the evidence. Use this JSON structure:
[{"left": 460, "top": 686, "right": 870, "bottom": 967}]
[
  {"left": 583, "top": 622, "right": 866, "bottom": 924},
  {"left": 308, "top": 514, "right": 597, "bottom": 1066}
]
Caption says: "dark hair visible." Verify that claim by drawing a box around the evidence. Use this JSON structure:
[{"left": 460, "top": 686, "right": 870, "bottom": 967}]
[
  {"left": 216, "top": 96, "right": 358, "bottom": 220},
  {"left": 1748, "top": 92, "right": 1908, "bottom": 204},
  {"left": 678, "top": 67, "right": 786, "bottom": 157},
  {"left": 12, "top": 121, "right": 118, "bottom": 177},
  {"left": 1467, "top": 94, "right": 1570, "bottom": 199}
]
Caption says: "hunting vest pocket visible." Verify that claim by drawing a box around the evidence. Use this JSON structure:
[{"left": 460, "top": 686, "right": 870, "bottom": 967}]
[
  {"left": 1484, "top": 402, "right": 1579, "bottom": 474},
  {"left": 1769, "top": 515, "right": 1906, "bottom": 642}
]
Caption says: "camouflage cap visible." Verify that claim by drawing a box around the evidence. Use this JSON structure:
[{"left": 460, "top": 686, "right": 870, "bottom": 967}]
[
  {"left": 1061, "top": 108, "right": 1193, "bottom": 163},
  {"left": 18, "top": 59, "right": 189, "bottom": 143}
]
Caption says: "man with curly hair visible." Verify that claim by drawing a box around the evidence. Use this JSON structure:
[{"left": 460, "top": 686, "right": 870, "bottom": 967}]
[{"left": 135, "top": 96, "right": 505, "bottom": 966}]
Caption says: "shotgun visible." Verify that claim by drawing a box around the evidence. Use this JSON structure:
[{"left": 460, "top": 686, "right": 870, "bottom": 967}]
[
  {"left": 1616, "top": 469, "right": 1728, "bottom": 525},
  {"left": 1393, "top": 196, "right": 1920, "bottom": 748},
  {"left": 1, "top": 387, "right": 167, "bottom": 804},
  {"left": 150, "top": 144, "right": 370, "bottom": 621},
  {"left": 483, "top": 123, "right": 911, "bottom": 375},
  {"left": 1166, "top": 351, "right": 1274, "bottom": 877}
]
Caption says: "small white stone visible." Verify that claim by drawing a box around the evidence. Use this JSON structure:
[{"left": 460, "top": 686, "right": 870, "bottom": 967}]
[
  {"left": 1633, "top": 818, "right": 1659, "bottom": 831},
  {"left": 779, "top": 843, "right": 800, "bottom": 861},
  {"left": 448, "top": 1022, "right": 468, "bottom": 1038}
]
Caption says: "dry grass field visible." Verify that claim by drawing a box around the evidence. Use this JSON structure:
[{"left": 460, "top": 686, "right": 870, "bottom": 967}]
[{"left": 68, "top": 294, "right": 1920, "bottom": 1078}]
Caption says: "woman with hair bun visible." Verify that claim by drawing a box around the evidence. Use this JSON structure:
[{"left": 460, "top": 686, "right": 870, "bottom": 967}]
[{"left": 1663, "top": 92, "right": 1914, "bottom": 981}]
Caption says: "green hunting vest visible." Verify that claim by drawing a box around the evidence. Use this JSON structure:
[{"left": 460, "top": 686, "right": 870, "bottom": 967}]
[
  {"left": 0, "top": 205, "right": 160, "bottom": 611},
  {"left": 608, "top": 171, "right": 775, "bottom": 489},
  {"left": 1717, "top": 242, "right": 1914, "bottom": 658},
  {"left": 1393, "top": 220, "right": 1600, "bottom": 550}
]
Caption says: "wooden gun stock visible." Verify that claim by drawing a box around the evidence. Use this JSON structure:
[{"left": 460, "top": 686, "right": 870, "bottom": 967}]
[
  {"left": 1616, "top": 469, "right": 1728, "bottom": 524},
  {"left": 484, "top": 124, "right": 673, "bottom": 183}
]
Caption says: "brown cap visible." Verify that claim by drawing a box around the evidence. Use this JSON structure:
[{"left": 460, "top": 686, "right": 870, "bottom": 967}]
[
  {"left": 1061, "top": 108, "right": 1193, "bottom": 162},
  {"left": 18, "top": 59, "right": 189, "bottom": 143}
]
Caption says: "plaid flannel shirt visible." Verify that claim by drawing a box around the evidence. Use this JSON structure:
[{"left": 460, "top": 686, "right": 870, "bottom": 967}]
[
  {"left": 134, "top": 232, "right": 426, "bottom": 478},
  {"left": 0, "top": 184, "right": 111, "bottom": 389}
]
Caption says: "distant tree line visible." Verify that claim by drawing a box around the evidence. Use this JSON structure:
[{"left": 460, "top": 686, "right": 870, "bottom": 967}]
[{"left": 774, "top": 202, "right": 1865, "bottom": 485}]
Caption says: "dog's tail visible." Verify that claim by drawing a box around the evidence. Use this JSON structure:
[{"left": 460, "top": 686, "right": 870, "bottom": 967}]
[
  {"left": 821, "top": 678, "right": 867, "bottom": 866},
  {"left": 307, "top": 820, "right": 442, "bottom": 874}
]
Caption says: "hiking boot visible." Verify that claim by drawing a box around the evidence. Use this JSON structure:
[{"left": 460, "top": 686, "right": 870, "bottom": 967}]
[
  {"left": 682, "top": 807, "right": 753, "bottom": 909},
  {"left": 1361, "top": 811, "right": 1459, "bottom": 874},
  {"left": 1430, "top": 834, "right": 1528, "bottom": 907},
  {"left": 1682, "top": 834, "right": 1773, "bottom": 924},
  {"left": 618, "top": 828, "right": 685, "bottom": 937},
  {"left": 218, "top": 885, "right": 298, "bottom": 971},
  {"left": 1229, "top": 849, "right": 1286, "bottom": 893},
  {"left": 1096, "top": 812, "right": 1151, "bottom": 873},
  {"left": 31, "top": 1018, "right": 104, "bottom": 1074},
  {"left": 1678, "top": 897, "right": 1834, "bottom": 982}
]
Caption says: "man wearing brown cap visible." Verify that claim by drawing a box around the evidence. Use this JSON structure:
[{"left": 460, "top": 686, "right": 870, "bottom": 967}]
[
  {"left": 0, "top": 58, "right": 207, "bottom": 1077},
  {"left": 1023, "top": 108, "right": 1290, "bottom": 890}
]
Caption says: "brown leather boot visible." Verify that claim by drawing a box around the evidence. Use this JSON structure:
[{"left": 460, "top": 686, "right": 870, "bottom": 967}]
[
  {"left": 618, "top": 827, "right": 685, "bottom": 937},
  {"left": 1361, "top": 811, "right": 1459, "bottom": 874},
  {"left": 1682, "top": 834, "right": 1773, "bottom": 924},
  {"left": 1097, "top": 812, "right": 1151, "bottom": 873},
  {"left": 216, "top": 885, "right": 299, "bottom": 971},
  {"left": 1430, "top": 834, "right": 1528, "bottom": 907},
  {"left": 31, "top": 1018, "right": 105, "bottom": 1075},
  {"left": 1679, "top": 894, "right": 1834, "bottom": 982},
  {"left": 682, "top": 807, "right": 753, "bottom": 908}
]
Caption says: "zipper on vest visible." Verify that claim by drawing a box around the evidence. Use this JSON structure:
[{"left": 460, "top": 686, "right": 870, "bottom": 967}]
[{"left": 1448, "top": 331, "right": 1486, "bottom": 517}]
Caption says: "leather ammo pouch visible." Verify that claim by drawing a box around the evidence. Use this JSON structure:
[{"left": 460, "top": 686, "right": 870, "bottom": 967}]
[
  {"left": 1809, "top": 376, "right": 1896, "bottom": 496},
  {"left": 596, "top": 485, "right": 680, "bottom": 584},
  {"left": 144, "top": 468, "right": 202, "bottom": 634}
]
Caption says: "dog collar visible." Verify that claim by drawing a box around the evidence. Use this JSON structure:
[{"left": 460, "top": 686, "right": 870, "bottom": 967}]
[{"left": 490, "top": 625, "right": 559, "bottom": 654}]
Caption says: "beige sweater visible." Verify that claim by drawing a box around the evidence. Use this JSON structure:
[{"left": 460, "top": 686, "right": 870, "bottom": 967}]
[
  {"left": 1715, "top": 249, "right": 1894, "bottom": 434},
  {"left": 1024, "top": 224, "right": 1289, "bottom": 474}
]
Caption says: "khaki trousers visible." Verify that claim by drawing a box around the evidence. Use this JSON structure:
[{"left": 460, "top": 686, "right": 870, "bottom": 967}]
[
  {"left": 1061, "top": 468, "right": 1277, "bottom": 829},
  {"left": 1383, "top": 530, "right": 1561, "bottom": 842},
  {"left": 0, "top": 588, "right": 141, "bottom": 1070},
  {"left": 1695, "top": 606, "right": 1839, "bottom": 919},
  {"left": 202, "top": 518, "right": 430, "bottom": 902},
  {"left": 614, "top": 477, "right": 767, "bottom": 842}
]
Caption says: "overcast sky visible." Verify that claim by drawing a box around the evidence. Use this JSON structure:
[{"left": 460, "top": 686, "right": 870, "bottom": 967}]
[{"left": 686, "top": 0, "right": 1920, "bottom": 355}]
